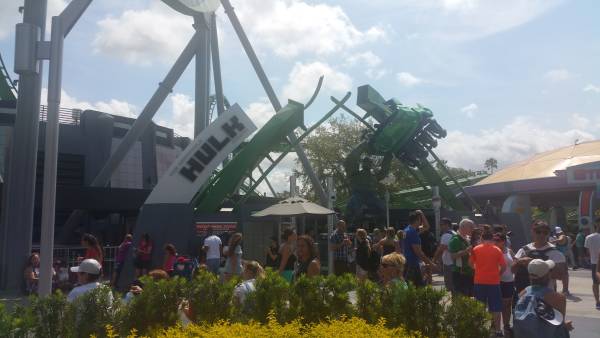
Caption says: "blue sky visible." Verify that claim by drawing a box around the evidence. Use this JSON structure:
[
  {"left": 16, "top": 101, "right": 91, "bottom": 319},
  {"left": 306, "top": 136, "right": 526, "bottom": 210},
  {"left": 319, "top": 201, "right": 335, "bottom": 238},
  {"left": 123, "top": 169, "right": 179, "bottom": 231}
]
[{"left": 1, "top": 0, "right": 600, "bottom": 191}]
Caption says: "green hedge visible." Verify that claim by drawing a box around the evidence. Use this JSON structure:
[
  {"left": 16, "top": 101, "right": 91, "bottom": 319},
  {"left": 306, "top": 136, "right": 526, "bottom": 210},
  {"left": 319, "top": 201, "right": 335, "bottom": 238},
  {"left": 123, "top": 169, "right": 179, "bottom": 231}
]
[{"left": 0, "top": 270, "right": 490, "bottom": 337}]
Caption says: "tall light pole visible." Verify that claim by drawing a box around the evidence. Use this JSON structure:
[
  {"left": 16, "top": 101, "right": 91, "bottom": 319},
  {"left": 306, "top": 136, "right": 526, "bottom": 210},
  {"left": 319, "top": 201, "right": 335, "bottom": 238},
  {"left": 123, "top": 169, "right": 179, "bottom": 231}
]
[{"left": 384, "top": 190, "right": 390, "bottom": 228}]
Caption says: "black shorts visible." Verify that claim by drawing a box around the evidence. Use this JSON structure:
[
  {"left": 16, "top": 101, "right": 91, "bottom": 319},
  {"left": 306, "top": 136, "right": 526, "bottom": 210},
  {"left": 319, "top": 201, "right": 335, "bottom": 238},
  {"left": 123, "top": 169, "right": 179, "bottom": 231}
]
[
  {"left": 593, "top": 264, "right": 599, "bottom": 285},
  {"left": 500, "top": 281, "right": 515, "bottom": 299},
  {"left": 452, "top": 271, "right": 473, "bottom": 297}
]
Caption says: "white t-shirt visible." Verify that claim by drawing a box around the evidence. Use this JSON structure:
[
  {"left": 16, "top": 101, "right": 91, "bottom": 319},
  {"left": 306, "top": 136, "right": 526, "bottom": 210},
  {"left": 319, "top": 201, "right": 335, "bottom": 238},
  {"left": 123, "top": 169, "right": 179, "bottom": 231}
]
[
  {"left": 584, "top": 233, "right": 600, "bottom": 265},
  {"left": 501, "top": 251, "right": 514, "bottom": 282},
  {"left": 204, "top": 235, "right": 222, "bottom": 260},
  {"left": 67, "top": 282, "right": 111, "bottom": 303},
  {"left": 234, "top": 279, "right": 256, "bottom": 305},
  {"left": 440, "top": 231, "right": 455, "bottom": 266},
  {"left": 515, "top": 243, "right": 566, "bottom": 264}
]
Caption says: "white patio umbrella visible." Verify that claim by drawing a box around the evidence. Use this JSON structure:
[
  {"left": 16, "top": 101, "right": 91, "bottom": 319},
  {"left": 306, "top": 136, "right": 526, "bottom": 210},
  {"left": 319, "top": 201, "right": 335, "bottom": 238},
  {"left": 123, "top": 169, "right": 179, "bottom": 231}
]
[{"left": 252, "top": 197, "right": 334, "bottom": 217}]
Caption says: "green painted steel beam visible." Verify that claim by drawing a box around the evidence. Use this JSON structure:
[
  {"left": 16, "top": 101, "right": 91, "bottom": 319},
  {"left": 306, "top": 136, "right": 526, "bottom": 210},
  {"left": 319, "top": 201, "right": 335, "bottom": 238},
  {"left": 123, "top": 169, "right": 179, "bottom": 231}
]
[{"left": 194, "top": 100, "right": 304, "bottom": 212}]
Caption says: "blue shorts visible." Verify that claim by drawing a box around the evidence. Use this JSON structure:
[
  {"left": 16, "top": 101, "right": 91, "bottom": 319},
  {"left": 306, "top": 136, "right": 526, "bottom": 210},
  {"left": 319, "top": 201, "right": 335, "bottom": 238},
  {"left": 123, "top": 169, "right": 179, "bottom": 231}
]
[
  {"left": 500, "top": 281, "right": 515, "bottom": 299},
  {"left": 474, "top": 284, "right": 502, "bottom": 313}
]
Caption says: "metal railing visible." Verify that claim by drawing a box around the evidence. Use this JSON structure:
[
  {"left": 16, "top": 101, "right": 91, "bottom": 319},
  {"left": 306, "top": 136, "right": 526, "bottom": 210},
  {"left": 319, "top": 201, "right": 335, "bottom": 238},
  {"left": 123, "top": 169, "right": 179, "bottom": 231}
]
[
  {"left": 31, "top": 245, "right": 119, "bottom": 279},
  {"left": 39, "top": 105, "right": 82, "bottom": 126}
]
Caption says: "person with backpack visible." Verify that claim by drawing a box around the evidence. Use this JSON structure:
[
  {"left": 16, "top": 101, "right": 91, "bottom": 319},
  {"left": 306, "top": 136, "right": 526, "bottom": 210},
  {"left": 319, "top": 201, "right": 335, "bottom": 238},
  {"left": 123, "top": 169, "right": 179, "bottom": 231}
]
[
  {"left": 434, "top": 218, "right": 456, "bottom": 293},
  {"left": 513, "top": 259, "right": 573, "bottom": 338},
  {"left": 513, "top": 220, "right": 566, "bottom": 294}
]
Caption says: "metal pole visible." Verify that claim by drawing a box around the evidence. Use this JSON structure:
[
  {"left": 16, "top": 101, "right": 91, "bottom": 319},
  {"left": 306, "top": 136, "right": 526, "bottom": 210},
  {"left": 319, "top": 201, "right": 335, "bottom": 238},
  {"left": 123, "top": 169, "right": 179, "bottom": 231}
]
[
  {"left": 326, "top": 176, "right": 335, "bottom": 275},
  {"left": 385, "top": 190, "right": 390, "bottom": 228},
  {"left": 0, "top": 0, "right": 47, "bottom": 292},
  {"left": 38, "top": 0, "right": 91, "bottom": 297},
  {"left": 194, "top": 15, "right": 211, "bottom": 136},
  {"left": 290, "top": 174, "right": 297, "bottom": 197},
  {"left": 210, "top": 12, "right": 225, "bottom": 118},
  {"left": 220, "top": 0, "right": 328, "bottom": 205},
  {"left": 432, "top": 186, "right": 441, "bottom": 239},
  {"left": 38, "top": 15, "right": 63, "bottom": 297}
]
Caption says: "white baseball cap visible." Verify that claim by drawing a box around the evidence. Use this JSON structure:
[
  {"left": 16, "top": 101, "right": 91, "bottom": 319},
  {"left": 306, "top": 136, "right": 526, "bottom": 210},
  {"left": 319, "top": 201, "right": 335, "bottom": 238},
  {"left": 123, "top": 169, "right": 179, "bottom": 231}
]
[
  {"left": 528, "top": 259, "right": 555, "bottom": 278},
  {"left": 70, "top": 259, "right": 101, "bottom": 275},
  {"left": 554, "top": 226, "right": 563, "bottom": 234}
]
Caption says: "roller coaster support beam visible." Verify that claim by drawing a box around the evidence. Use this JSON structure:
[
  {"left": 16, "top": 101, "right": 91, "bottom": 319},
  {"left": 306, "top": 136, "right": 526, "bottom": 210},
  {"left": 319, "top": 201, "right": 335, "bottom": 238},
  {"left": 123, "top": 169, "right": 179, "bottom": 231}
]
[
  {"left": 237, "top": 92, "right": 351, "bottom": 205},
  {"left": 221, "top": 0, "right": 328, "bottom": 205},
  {"left": 194, "top": 14, "right": 211, "bottom": 136},
  {"left": 0, "top": 0, "right": 48, "bottom": 292},
  {"left": 60, "top": 32, "right": 203, "bottom": 241},
  {"left": 38, "top": 0, "right": 92, "bottom": 297}
]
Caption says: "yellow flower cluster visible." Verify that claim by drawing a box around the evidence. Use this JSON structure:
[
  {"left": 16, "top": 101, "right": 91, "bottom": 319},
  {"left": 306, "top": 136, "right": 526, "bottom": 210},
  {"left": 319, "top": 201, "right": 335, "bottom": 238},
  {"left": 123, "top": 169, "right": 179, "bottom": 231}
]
[{"left": 107, "top": 316, "right": 422, "bottom": 338}]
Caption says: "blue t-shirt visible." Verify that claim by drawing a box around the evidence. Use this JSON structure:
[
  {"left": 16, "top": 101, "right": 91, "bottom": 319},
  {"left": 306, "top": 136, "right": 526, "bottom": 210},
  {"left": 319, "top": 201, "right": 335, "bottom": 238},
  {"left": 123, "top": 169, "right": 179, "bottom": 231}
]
[{"left": 403, "top": 225, "right": 421, "bottom": 267}]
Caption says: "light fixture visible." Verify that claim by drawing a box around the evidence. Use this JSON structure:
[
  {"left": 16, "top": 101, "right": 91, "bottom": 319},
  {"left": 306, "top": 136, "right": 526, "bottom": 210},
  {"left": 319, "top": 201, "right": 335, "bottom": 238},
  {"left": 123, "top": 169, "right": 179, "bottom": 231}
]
[
  {"left": 161, "top": 0, "right": 221, "bottom": 16},
  {"left": 219, "top": 207, "right": 234, "bottom": 212}
]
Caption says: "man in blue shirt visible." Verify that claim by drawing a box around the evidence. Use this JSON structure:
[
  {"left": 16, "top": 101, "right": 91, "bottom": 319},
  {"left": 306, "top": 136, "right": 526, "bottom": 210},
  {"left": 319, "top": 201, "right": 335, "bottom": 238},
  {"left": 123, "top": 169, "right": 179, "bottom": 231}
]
[
  {"left": 404, "top": 210, "right": 438, "bottom": 287},
  {"left": 329, "top": 220, "right": 352, "bottom": 275}
]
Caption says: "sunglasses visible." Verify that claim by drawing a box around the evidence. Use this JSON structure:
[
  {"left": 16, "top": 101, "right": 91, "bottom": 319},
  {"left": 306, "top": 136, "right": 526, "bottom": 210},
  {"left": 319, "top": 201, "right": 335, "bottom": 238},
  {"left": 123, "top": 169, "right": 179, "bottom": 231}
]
[
  {"left": 534, "top": 230, "right": 549, "bottom": 235},
  {"left": 380, "top": 263, "right": 397, "bottom": 268}
]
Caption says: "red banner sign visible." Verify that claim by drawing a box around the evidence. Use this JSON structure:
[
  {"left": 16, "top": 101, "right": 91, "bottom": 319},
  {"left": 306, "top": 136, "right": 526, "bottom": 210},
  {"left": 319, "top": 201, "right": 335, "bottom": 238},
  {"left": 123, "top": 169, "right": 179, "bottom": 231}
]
[{"left": 195, "top": 222, "right": 237, "bottom": 235}]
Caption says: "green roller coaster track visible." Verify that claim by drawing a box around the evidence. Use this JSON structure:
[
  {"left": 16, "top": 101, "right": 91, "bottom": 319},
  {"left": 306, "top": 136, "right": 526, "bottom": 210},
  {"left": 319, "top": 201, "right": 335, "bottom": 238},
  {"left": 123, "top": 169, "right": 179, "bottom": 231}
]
[{"left": 0, "top": 52, "right": 17, "bottom": 102}]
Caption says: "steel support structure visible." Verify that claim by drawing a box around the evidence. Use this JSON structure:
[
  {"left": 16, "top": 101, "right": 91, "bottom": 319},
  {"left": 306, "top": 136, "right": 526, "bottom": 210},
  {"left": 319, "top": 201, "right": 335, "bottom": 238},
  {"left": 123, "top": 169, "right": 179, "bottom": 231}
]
[
  {"left": 194, "top": 14, "right": 211, "bottom": 136},
  {"left": 0, "top": 0, "right": 48, "bottom": 292},
  {"left": 221, "top": 0, "right": 328, "bottom": 205}
]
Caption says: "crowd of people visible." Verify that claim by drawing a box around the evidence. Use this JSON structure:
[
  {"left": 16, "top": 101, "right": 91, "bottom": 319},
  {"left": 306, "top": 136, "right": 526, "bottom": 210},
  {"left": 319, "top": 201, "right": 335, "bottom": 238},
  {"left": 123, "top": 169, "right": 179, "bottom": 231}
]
[{"left": 23, "top": 215, "right": 600, "bottom": 337}]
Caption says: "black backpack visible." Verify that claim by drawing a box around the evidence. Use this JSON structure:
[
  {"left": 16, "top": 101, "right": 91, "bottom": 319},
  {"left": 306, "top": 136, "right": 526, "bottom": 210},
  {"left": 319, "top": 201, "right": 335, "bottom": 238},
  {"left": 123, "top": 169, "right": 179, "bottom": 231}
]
[{"left": 514, "top": 246, "right": 555, "bottom": 293}]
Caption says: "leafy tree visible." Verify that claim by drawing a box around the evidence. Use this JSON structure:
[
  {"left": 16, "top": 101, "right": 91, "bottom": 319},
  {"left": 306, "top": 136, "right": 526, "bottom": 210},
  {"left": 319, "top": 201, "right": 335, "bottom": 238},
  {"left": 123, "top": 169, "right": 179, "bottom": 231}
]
[{"left": 484, "top": 158, "right": 498, "bottom": 173}]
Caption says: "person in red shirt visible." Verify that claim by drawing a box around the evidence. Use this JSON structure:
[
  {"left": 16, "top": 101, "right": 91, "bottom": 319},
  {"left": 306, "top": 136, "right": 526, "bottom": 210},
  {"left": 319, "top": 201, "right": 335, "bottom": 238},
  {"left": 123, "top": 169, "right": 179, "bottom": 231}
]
[
  {"left": 470, "top": 225, "right": 506, "bottom": 337},
  {"left": 134, "top": 234, "right": 153, "bottom": 277},
  {"left": 163, "top": 244, "right": 177, "bottom": 276},
  {"left": 81, "top": 233, "right": 103, "bottom": 267}
]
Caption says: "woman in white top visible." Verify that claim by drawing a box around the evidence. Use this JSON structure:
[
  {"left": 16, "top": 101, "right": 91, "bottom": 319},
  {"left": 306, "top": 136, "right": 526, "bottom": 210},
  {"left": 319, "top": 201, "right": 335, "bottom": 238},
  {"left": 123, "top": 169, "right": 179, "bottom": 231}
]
[
  {"left": 224, "top": 233, "right": 243, "bottom": 281},
  {"left": 494, "top": 233, "right": 515, "bottom": 334}
]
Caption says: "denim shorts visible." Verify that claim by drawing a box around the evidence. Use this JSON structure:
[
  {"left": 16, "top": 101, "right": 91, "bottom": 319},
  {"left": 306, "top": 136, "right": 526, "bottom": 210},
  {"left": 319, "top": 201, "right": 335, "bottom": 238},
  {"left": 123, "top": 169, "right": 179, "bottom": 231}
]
[{"left": 474, "top": 284, "right": 502, "bottom": 313}]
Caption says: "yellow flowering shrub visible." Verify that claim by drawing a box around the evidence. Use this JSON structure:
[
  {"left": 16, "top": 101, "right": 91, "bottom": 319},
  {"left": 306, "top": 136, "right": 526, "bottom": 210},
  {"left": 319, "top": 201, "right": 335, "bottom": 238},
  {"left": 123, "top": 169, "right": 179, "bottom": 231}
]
[{"left": 115, "top": 315, "right": 422, "bottom": 338}]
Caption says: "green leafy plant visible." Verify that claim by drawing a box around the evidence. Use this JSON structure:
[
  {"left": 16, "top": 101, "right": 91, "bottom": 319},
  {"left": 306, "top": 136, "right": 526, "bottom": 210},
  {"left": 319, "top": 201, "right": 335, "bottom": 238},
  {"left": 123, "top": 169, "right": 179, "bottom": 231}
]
[
  {"left": 187, "top": 270, "right": 236, "bottom": 324},
  {"left": 121, "top": 276, "right": 187, "bottom": 335},
  {"left": 64, "top": 286, "right": 120, "bottom": 338},
  {"left": 355, "top": 279, "right": 383, "bottom": 323},
  {"left": 381, "top": 284, "right": 446, "bottom": 337},
  {"left": 444, "top": 295, "right": 491, "bottom": 338},
  {"left": 246, "top": 269, "right": 295, "bottom": 323}
]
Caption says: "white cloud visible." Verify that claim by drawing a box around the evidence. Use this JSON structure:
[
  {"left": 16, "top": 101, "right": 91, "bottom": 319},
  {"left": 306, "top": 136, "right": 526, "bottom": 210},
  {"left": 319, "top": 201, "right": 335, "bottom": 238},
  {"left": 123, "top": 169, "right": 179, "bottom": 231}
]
[
  {"left": 544, "top": 68, "right": 571, "bottom": 82},
  {"left": 393, "top": 0, "right": 563, "bottom": 41},
  {"left": 460, "top": 103, "right": 478, "bottom": 118},
  {"left": 396, "top": 72, "right": 424, "bottom": 87},
  {"left": 255, "top": 153, "right": 299, "bottom": 194},
  {"left": 345, "top": 51, "right": 382, "bottom": 68},
  {"left": 569, "top": 113, "right": 590, "bottom": 130},
  {"left": 282, "top": 61, "right": 352, "bottom": 102},
  {"left": 345, "top": 51, "right": 386, "bottom": 80},
  {"left": 92, "top": 3, "right": 193, "bottom": 65},
  {"left": 158, "top": 93, "right": 194, "bottom": 138},
  {"left": 41, "top": 88, "right": 137, "bottom": 118},
  {"left": 436, "top": 115, "right": 596, "bottom": 170},
  {"left": 583, "top": 84, "right": 600, "bottom": 93},
  {"left": 234, "top": 0, "right": 386, "bottom": 58},
  {"left": 246, "top": 98, "right": 275, "bottom": 129},
  {"left": 92, "top": 0, "right": 386, "bottom": 65}
]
